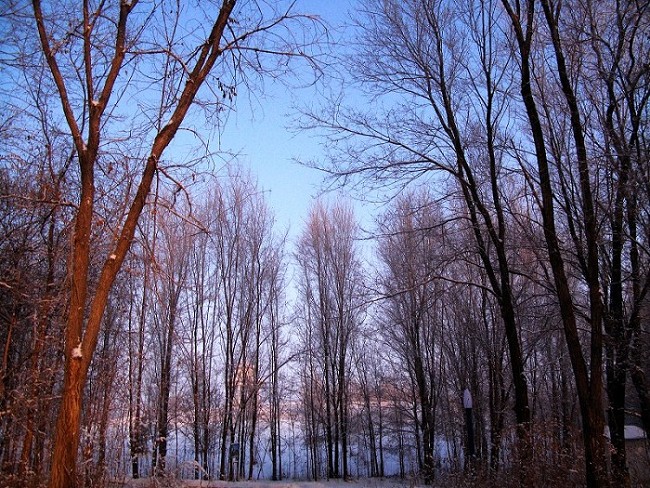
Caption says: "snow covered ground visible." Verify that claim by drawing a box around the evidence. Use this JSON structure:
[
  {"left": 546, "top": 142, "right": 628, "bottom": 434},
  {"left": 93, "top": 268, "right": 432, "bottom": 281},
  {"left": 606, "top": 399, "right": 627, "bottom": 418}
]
[{"left": 113, "top": 478, "right": 424, "bottom": 488}]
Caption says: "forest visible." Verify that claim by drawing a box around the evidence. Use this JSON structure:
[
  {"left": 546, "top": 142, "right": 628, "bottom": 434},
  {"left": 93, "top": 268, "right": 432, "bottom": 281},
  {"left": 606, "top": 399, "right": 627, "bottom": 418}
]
[{"left": 0, "top": 1, "right": 649, "bottom": 488}]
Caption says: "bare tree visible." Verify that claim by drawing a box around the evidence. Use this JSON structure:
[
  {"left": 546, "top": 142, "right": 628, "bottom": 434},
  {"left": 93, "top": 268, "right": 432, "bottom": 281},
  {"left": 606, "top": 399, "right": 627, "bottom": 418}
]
[
  {"left": 80, "top": 288, "right": 126, "bottom": 486},
  {"left": 125, "top": 234, "right": 150, "bottom": 479},
  {"left": 353, "top": 335, "right": 387, "bottom": 478},
  {"left": 375, "top": 190, "right": 450, "bottom": 482},
  {"left": 0, "top": 69, "right": 70, "bottom": 485},
  {"left": 574, "top": 2, "right": 650, "bottom": 484},
  {"left": 303, "top": 0, "right": 533, "bottom": 472},
  {"left": 498, "top": 0, "right": 616, "bottom": 485},
  {"left": 183, "top": 215, "right": 217, "bottom": 480},
  {"left": 266, "top": 242, "right": 288, "bottom": 481},
  {"left": 204, "top": 173, "right": 285, "bottom": 480},
  {"left": 296, "top": 200, "right": 366, "bottom": 480},
  {"left": 499, "top": 1, "right": 650, "bottom": 485},
  {"left": 299, "top": 0, "right": 648, "bottom": 484},
  {"left": 0, "top": 1, "right": 323, "bottom": 486},
  {"left": 149, "top": 204, "right": 191, "bottom": 474}
]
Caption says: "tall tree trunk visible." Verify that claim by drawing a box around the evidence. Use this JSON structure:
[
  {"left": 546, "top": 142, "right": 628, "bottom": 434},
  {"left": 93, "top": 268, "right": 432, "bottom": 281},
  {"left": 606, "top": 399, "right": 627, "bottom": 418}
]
[
  {"left": 541, "top": 1, "right": 612, "bottom": 484},
  {"left": 129, "top": 255, "right": 148, "bottom": 479},
  {"left": 377, "top": 386, "right": 385, "bottom": 478},
  {"left": 153, "top": 322, "right": 173, "bottom": 474},
  {"left": 31, "top": 1, "right": 239, "bottom": 484},
  {"left": 219, "top": 319, "right": 235, "bottom": 480},
  {"left": 49, "top": 358, "right": 85, "bottom": 488},
  {"left": 501, "top": 1, "right": 609, "bottom": 485},
  {"left": 421, "top": 3, "right": 533, "bottom": 457},
  {"left": 248, "top": 361, "right": 260, "bottom": 480},
  {"left": 413, "top": 354, "right": 435, "bottom": 484},
  {"left": 270, "top": 317, "right": 281, "bottom": 481}
]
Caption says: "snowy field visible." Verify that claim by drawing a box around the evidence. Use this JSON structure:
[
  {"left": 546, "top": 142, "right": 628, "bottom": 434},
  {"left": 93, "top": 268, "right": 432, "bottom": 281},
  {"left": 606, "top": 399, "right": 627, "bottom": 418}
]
[{"left": 112, "top": 479, "right": 425, "bottom": 488}]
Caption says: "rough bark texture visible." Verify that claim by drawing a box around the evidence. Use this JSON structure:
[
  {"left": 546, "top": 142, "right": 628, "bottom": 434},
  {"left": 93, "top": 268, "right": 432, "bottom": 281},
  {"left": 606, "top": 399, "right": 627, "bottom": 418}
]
[{"left": 33, "top": 1, "right": 238, "bottom": 486}]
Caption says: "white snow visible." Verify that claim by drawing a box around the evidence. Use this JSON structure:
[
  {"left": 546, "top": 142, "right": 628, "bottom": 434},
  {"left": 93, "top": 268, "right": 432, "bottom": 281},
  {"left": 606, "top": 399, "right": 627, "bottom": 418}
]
[
  {"left": 625, "top": 425, "right": 647, "bottom": 440},
  {"left": 603, "top": 424, "right": 647, "bottom": 440},
  {"left": 462, "top": 389, "right": 472, "bottom": 409},
  {"left": 71, "top": 343, "right": 83, "bottom": 359},
  {"left": 118, "top": 479, "right": 424, "bottom": 488}
]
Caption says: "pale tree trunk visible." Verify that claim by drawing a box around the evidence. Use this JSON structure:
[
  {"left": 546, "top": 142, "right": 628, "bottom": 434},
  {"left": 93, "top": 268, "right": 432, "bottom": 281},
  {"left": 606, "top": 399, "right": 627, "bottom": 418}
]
[{"left": 128, "top": 250, "right": 148, "bottom": 480}]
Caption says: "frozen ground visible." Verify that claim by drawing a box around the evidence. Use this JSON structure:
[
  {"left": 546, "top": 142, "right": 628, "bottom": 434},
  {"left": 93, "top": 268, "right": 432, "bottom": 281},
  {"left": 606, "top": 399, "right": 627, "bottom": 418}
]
[{"left": 112, "top": 479, "right": 424, "bottom": 488}]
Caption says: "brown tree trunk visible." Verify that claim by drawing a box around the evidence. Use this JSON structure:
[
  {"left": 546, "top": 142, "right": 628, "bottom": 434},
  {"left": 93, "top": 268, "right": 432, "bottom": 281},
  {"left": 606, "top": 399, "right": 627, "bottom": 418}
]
[
  {"left": 35, "top": 1, "right": 238, "bottom": 484},
  {"left": 428, "top": 1, "right": 532, "bottom": 450},
  {"left": 540, "top": 1, "right": 611, "bottom": 485},
  {"left": 501, "top": 1, "right": 609, "bottom": 485},
  {"left": 413, "top": 354, "right": 435, "bottom": 484},
  {"left": 49, "top": 358, "right": 85, "bottom": 488}
]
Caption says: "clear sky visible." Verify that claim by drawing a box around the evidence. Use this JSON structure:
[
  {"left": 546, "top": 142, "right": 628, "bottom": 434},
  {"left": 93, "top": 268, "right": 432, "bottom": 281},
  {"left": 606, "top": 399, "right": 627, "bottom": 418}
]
[{"left": 217, "top": 0, "right": 370, "bottom": 244}]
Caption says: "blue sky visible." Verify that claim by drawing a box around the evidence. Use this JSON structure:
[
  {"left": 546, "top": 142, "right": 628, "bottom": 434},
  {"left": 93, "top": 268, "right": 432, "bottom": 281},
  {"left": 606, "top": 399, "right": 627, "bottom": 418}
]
[{"left": 217, "top": 0, "right": 370, "bottom": 243}]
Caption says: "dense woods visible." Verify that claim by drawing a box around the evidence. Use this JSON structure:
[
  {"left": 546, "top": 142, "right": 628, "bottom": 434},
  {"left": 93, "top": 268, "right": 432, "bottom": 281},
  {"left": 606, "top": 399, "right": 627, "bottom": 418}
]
[{"left": 1, "top": 1, "right": 649, "bottom": 488}]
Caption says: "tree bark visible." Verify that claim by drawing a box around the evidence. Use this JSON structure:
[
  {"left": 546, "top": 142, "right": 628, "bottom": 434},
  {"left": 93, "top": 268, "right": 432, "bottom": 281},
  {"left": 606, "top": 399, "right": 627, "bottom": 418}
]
[
  {"left": 501, "top": 1, "right": 609, "bottom": 485},
  {"left": 49, "top": 358, "right": 84, "bottom": 488},
  {"left": 35, "top": 1, "right": 238, "bottom": 485}
]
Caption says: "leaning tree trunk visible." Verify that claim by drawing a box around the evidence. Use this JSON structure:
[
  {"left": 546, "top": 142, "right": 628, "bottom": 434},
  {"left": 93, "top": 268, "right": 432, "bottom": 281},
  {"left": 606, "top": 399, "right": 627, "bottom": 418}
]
[
  {"left": 35, "top": 1, "right": 239, "bottom": 485},
  {"left": 501, "top": 1, "right": 609, "bottom": 485}
]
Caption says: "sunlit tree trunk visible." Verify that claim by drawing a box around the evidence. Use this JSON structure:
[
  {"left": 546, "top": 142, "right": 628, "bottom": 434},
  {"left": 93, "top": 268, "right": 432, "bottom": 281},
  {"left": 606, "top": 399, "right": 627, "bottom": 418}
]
[{"left": 30, "top": 1, "right": 240, "bottom": 484}]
